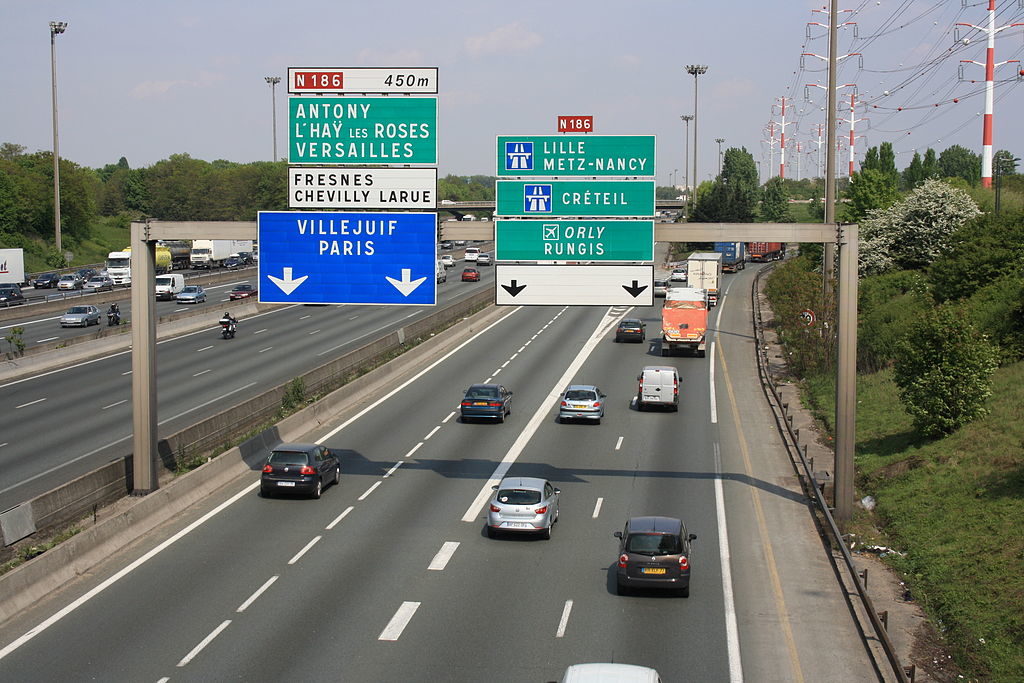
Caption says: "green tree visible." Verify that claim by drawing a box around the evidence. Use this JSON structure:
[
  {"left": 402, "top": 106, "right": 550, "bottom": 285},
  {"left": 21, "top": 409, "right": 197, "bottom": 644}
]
[
  {"left": 843, "top": 168, "right": 899, "bottom": 222},
  {"left": 922, "top": 148, "right": 939, "bottom": 179},
  {"left": 937, "top": 144, "right": 981, "bottom": 185},
  {"left": 860, "top": 178, "right": 981, "bottom": 275},
  {"left": 929, "top": 212, "right": 1024, "bottom": 302},
  {"left": 892, "top": 303, "right": 999, "bottom": 437},
  {"left": 993, "top": 149, "right": 1018, "bottom": 176},
  {"left": 760, "top": 176, "right": 790, "bottom": 221},
  {"left": 693, "top": 147, "right": 758, "bottom": 222},
  {"left": 902, "top": 151, "right": 926, "bottom": 189}
]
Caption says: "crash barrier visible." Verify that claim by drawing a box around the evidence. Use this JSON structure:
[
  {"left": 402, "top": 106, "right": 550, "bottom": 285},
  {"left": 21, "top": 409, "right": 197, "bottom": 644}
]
[
  {"left": 750, "top": 266, "right": 913, "bottom": 683},
  {"left": 0, "top": 289, "right": 493, "bottom": 548}
]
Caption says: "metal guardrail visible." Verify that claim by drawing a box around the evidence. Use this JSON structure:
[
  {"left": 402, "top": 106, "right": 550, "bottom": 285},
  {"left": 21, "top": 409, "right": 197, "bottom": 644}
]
[{"left": 750, "top": 264, "right": 912, "bottom": 683}]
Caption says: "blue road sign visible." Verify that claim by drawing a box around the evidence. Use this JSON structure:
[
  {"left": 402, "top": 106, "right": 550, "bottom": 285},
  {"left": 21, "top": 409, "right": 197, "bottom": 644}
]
[
  {"left": 258, "top": 211, "right": 437, "bottom": 305},
  {"left": 524, "top": 184, "right": 552, "bottom": 213},
  {"left": 504, "top": 141, "right": 534, "bottom": 171}
]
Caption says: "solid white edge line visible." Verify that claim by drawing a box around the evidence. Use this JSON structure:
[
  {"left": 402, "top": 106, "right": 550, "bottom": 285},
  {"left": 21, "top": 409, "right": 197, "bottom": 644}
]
[
  {"left": 715, "top": 443, "right": 744, "bottom": 682},
  {"left": 287, "top": 535, "right": 322, "bottom": 565},
  {"left": 379, "top": 601, "right": 421, "bottom": 641},
  {"left": 177, "top": 619, "right": 232, "bottom": 667},
  {"left": 315, "top": 309, "right": 521, "bottom": 445},
  {"left": 710, "top": 340, "right": 718, "bottom": 424},
  {"left": 384, "top": 461, "right": 403, "bottom": 478},
  {"left": 427, "top": 541, "right": 460, "bottom": 571},
  {"left": 555, "top": 599, "right": 573, "bottom": 638},
  {"left": 461, "top": 307, "right": 628, "bottom": 522},
  {"left": 358, "top": 481, "right": 382, "bottom": 501},
  {"left": 424, "top": 425, "right": 441, "bottom": 440},
  {"left": 592, "top": 497, "right": 604, "bottom": 519},
  {"left": 326, "top": 506, "right": 354, "bottom": 530},
  {"left": 236, "top": 576, "right": 278, "bottom": 613}
]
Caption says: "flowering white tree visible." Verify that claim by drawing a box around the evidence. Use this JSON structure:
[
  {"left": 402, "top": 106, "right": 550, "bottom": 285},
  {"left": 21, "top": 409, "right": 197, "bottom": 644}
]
[{"left": 858, "top": 179, "right": 982, "bottom": 276}]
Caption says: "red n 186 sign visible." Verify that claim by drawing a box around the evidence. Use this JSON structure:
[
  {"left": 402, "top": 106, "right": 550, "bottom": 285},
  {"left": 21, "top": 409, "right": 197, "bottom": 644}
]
[{"left": 557, "top": 116, "right": 593, "bottom": 133}]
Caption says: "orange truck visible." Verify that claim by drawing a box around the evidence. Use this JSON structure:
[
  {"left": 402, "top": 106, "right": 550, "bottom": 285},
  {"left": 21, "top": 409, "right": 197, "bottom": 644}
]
[{"left": 661, "top": 287, "right": 708, "bottom": 358}]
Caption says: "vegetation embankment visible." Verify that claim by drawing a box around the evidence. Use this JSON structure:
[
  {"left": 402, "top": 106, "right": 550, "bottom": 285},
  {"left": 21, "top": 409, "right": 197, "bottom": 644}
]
[{"left": 763, "top": 163, "right": 1024, "bottom": 679}]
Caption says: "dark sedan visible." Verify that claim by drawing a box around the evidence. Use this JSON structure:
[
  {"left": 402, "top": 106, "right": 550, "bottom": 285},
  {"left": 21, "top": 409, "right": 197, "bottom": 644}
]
[
  {"left": 229, "top": 283, "right": 258, "bottom": 300},
  {"left": 260, "top": 443, "right": 340, "bottom": 499},
  {"left": 460, "top": 384, "right": 513, "bottom": 422},
  {"left": 614, "top": 318, "right": 646, "bottom": 343},
  {"left": 614, "top": 516, "right": 696, "bottom": 597},
  {"left": 34, "top": 272, "right": 61, "bottom": 289}
]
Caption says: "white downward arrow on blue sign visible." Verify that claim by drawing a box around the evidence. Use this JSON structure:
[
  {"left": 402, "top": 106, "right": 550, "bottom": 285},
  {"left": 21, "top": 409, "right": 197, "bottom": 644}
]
[
  {"left": 268, "top": 267, "right": 309, "bottom": 295},
  {"left": 386, "top": 269, "right": 427, "bottom": 297}
]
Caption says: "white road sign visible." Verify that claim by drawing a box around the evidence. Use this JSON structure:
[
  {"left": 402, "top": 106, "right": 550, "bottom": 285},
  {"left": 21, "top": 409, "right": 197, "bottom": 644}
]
[
  {"left": 494, "top": 264, "right": 654, "bottom": 307},
  {"left": 288, "top": 67, "right": 438, "bottom": 94},
  {"left": 289, "top": 168, "right": 437, "bottom": 209}
]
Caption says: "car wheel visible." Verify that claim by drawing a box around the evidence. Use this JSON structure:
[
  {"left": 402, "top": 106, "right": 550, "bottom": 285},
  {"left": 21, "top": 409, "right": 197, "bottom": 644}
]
[
  {"left": 541, "top": 524, "right": 552, "bottom": 540},
  {"left": 698, "top": 349, "right": 706, "bottom": 358},
  {"left": 486, "top": 526, "right": 496, "bottom": 539},
  {"left": 614, "top": 336, "right": 620, "bottom": 343},
  {"left": 259, "top": 487, "right": 271, "bottom": 498},
  {"left": 557, "top": 416, "right": 563, "bottom": 424},
  {"left": 333, "top": 465, "right": 341, "bottom": 486},
  {"left": 671, "top": 403, "right": 679, "bottom": 412},
  {"left": 311, "top": 478, "right": 322, "bottom": 499},
  {"left": 594, "top": 418, "right": 601, "bottom": 425},
  {"left": 497, "top": 412, "right": 504, "bottom": 424},
  {"left": 678, "top": 586, "right": 690, "bottom": 598}
]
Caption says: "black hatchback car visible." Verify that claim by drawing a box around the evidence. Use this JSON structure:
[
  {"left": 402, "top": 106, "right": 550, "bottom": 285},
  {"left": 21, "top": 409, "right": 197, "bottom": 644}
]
[
  {"left": 34, "top": 272, "right": 61, "bottom": 288},
  {"left": 0, "top": 284, "right": 26, "bottom": 307},
  {"left": 614, "top": 318, "right": 646, "bottom": 343},
  {"left": 614, "top": 516, "right": 696, "bottom": 597},
  {"left": 260, "top": 443, "right": 340, "bottom": 499}
]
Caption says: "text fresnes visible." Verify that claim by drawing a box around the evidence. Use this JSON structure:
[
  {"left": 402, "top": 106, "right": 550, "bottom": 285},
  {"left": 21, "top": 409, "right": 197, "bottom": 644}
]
[{"left": 296, "top": 218, "right": 398, "bottom": 256}]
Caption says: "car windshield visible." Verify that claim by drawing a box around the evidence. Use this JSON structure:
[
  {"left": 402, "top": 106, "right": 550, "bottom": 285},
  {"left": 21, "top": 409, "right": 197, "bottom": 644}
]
[
  {"left": 626, "top": 533, "right": 682, "bottom": 556},
  {"left": 68, "top": 307, "right": 89, "bottom": 314},
  {"left": 467, "top": 387, "right": 499, "bottom": 399},
  {"left": 88, "top": 277, "right": 104, "bottom": 283},
  {"left": 565, "top": 390, "right": 597, "bottom": 401},
  {"left": 182, "top": 287, "right": 198, "bottom": 293},
  {"left": 268, "top": 451, "right": 310, "bottom": 466},
  {"left": 496, "top": 489, "right": 542, "bottom": 505},
  {"left": 234, "top": 285, "right": 252, "bottom": 291},
  {"left": 60, "top": 275, "right": 76, "bottom": 280}
]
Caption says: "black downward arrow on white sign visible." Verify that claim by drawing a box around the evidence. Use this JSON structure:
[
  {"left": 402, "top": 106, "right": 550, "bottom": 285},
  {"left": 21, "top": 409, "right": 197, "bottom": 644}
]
[
  {"left": 622, "top": 280, "right": 648, "bottom": 298},
  {"left": 501, "top": 279, "right": 527, "bottom": 297}
]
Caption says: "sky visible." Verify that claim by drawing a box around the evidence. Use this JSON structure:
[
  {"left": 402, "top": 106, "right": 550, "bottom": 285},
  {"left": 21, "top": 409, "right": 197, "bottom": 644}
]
[{"left": 3, "top": 0, "right": 1023, "bottom": 186}]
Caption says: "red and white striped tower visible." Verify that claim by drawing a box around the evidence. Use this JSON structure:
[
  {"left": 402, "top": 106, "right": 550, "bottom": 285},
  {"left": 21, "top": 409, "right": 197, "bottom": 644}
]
[
  {"left": 840, "top": 93, "right": 868, "bottom": 176},
  {"left": 762, "top": 120, "right": 779, "bottom": 178},
  {"left": 811, "top": 123, "right": 826, "bottom": 178},
  {"left": 773, "top": 97, "right": 796, "bottom": 178},
  {"left": 956, "top": 3, "right": 1024, "bottom": 188}
]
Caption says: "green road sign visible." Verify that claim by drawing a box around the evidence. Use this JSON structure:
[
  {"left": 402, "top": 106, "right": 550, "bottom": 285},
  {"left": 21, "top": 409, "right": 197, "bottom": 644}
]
[
  {"left": 497, "top": 135, "right": 655, "bottom": 177},
  {"left": 494, "top": 180, "right": 655, "bottom": 218},
  {"left": 495, "top": 220, "right": 653, "bottom": 261},
  {"left": 289, "top": 96, "right": 437, "bottom": 165}
]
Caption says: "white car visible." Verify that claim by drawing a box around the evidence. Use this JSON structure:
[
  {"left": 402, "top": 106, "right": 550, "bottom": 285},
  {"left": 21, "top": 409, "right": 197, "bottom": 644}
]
[
  {"left": 440, "top": 254, "right": 455, "bottom": 268},
  {"left": 476, "top": 253, "right": 492, "bottom": 266},
  {"left": 464, "top": 247, "right": 480, "bottom": 262}
]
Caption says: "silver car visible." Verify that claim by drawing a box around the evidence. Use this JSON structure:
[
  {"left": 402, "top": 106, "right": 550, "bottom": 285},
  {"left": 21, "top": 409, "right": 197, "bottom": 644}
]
[
  {"left": 176, "top": 285, "right": 206, "bottom": 304},
  {"left": 558, "top": 385, "right": 606, "bottom": 424},
  {"left": 487, "top": 476, "right": 560, "bottom": 539},
  {"left": 83, "top": 275, "right": 115, "bottom": 292},
  {"left": 57, "top": 273, "right": 84, "bottom": 290},
  {"left": 60, "top": 305, "right": 101, "bottom": 327}
]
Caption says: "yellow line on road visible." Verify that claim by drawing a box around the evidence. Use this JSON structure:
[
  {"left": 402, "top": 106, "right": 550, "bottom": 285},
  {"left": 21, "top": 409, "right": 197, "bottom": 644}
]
[{"left": 718, "top": 342, "right": 805, "bottom": 683}]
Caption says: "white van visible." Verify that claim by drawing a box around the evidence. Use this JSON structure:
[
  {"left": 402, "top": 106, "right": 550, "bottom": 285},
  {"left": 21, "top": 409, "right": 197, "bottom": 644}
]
[
  {"left": 154, "top": 273, "right": 186, "bottom": 300},
  {"left": 558, "top": 663, "right": 661, "bottom": 683},
  {"left": 636, "top": 366, "right": 679, "bottom": 411},
  {"left": 435, "top": 260, "right": 447, "bottom": 284},
  {"left": 464, "top": 247, "right": 480, "bottom": 262}
]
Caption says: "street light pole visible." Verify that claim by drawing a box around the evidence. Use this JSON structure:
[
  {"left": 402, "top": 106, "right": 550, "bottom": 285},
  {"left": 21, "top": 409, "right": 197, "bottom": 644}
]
[
  {"left": 715, "top": 138, "right": 725, "bottom": 176},
  {"left": 679, "top": 114, "right": 694, "bottom": 213},
  {"left": 265, "top": 76, "right": 281, "bottom": 161},
  {"left": 685, "top": 65, "right": 708, "bottom": 216},
  {"left": 50, "top": 21, "right": 67, "bottom": 256}
]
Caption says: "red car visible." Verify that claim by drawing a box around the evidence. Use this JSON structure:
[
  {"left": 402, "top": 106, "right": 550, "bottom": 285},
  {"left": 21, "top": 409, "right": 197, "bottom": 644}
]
[
  {"left": 229, "top": 283, "right": 258, "bottom": 299},
  {"left": 461, "top": 268, "right": 480, "bottom": 282}
]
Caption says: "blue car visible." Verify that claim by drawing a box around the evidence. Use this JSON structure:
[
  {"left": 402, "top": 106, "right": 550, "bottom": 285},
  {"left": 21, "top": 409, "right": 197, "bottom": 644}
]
[{"left": 460, "top": 384, "right": 513, "bottom": 423}]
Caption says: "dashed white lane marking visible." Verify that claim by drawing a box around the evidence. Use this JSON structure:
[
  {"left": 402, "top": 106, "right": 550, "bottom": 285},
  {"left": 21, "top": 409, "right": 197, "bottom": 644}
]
[
  {"left": 197, "top": 345, "right": 214, "bottom": 352},
  {"left": 710, "top": 340, "right": 718, "bottom": 424},
  {"left": 384, "top": 461, "right": 403, "bottom": 478},
  {"left": 442, "top": 411, "right": 456, "bottom": 423},
  {"left": 0, "top": 443, "right": 7, "bottom": 448},
  {"left": 288, "top": 536, "right": 322, "bottom": 565},
  {"left": 492, "top": 368, "right": 502, "bottom": 376},
  {"left": 157, "top": 677, "right": 170, "bottom": 682},
  {"left": 121, "top": 370, "right": 132, "bottom": 375},
  {"left": 555, "top": 600, "right": 573, "bottom": 638},
  {"left": 379, "top": 602, "right": 420, "bottom": 641},
  {"left": 15, "top": 398, "right": 46, "bottom": 409},
  {"left": 253, "top": 328, "right": 267, "bottom": 334},
  {"left": 484, "top": 377, "right": 494, "bottom": 383},
  {"left": 517, "top": 345, "right": 526, "bottom": 353},
  {"left": 428, "top": 542, "right": 460, "bottom": 571},
  {"left": 524, "top": 340, "right": 532, "bottom": 346},
  {"left": 592, "top": 498, "right": 604, "bottom": 519},
  {"left": 102, "top": 400, "right": 127, "bottom": 410},
  {"left": 326, "top": 506, "right": 354, "bottom": 530},
  {"left": 36, "top": 337, "right": 59, "bottom": 343},
  {"left": 359, "top": 481, "right": 381, "bottom": 501},
  {"left": 193, "top": 369, "right": 211, "bottom": 377},
  {"left": 299, "top": 314, "right": 311, "bottom": 320},
  {"left": 258, "top": 347, "right": 273, "bottom": 353},
  {"left": 424, "top": 426, "right": 441, "bottom": 440},
  {"left": 509, "top": 353, "right": 518, "bottom": 360},
  {"left": 614, "top": 436, "right": 624, "bottom": 450},
  {"left": 309, "top": 329, "right": 320, "bottom": 335},
  {"left": 177, "top": 619, "right": 231, "bottom": 667},
  {"left": 501, "top": 360, "right": 510, "bottom": 368},
  {"left": 404, "top": 442, "right": 424, "bottom": 459},
  {"left": 236, "top": 576, "right": 278, "bottom": 613}
]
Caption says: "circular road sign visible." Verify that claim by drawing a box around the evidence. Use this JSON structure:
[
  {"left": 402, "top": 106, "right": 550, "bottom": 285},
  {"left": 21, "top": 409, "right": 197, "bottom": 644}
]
[{"left": 799, "top": 309, "right": 816, "bottom": 326}]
